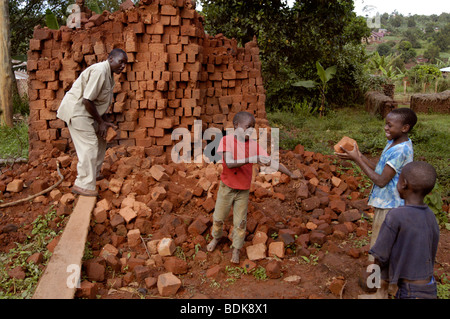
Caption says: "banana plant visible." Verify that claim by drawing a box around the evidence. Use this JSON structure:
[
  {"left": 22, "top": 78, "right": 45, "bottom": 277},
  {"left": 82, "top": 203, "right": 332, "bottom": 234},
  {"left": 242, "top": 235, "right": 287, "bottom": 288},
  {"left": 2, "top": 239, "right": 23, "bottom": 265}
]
[
  {"left": 379, "top": 65, "right": 405, "bottom": 84},
  {"left": 45, "top": 9, "right": 59, "bottom": 30},
  {"left": 292, "top": 61, "right": 337, "bottom": 116}
]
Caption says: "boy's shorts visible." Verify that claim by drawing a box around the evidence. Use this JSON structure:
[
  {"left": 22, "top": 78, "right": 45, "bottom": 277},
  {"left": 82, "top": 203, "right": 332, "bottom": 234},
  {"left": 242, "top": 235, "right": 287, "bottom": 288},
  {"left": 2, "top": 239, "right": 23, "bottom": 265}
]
[
  {"left": 211, "top": 181, "right": 250, "bottom": 249},
  {"left": 368, "top": 208, "right": 391, "bottom": 262}
]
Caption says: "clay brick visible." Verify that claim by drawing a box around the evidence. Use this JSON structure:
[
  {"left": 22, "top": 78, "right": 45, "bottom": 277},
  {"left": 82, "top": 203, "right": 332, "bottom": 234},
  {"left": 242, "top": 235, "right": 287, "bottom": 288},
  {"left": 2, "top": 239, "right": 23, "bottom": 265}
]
[
  {"left": 161, "top": 5, "right": 177, "bottom": 15},
  {"left": 151, "top": 186, "right": 167, "bottom": 201},
  {"left": 334, "top": 136, "right": 357, "bottom": 153},
  {"left": 93, "top": 206, "right": 107, "bottom": 223},
  {"left": 246, "top": 243, "right": 267, "bottom": 261},
  {"left": 76, "top": 281, "right": 98, "bottom": 299},
  {"left": 29, "top": 39, "right": 42, "bottom": 51},
  {"left": 36, "top": 69, "right": 56, "bottom": 82},
  {"left": 100, "top": 244, "right": 119, "bottom": 258},
  {"left": 157, "top": 272, "right": 181, "bottom": 297},
  {"left": 34, "top": 28, "right": 53, "bottom": 40},
  {"left": 252, "top": 231, "right": 268, "bottom": 245},
  {"left": 157, "top": 237, "right": 176, "bottom": 256},
  {"left": 127, "top": 228, "right": 141, "bottom": 247},
  {"left": 338, "top": 209, "right": 361, "bottom": 223},
  {"left": 6, "top": 179, "right": 24, "bottom": 193},
  {"left": 119, "top": 207, "right": 137, "bottom": 223},
  {"left": 163, "top": 256, "right": 188, "bottom": 274},
  {"left": 310, "top": 231, "right": 327, "bottom": 246},
  {"left": 188, "top": 217, "right": 208, "bottom": 235},
  {"left": 330, "top": 200, "right": 346, "bottom": 213},
  {"left": 301, "top": 196, "right": 320, "bottom": 211},
  {"left": 268, "top": 241, "right": 285, "bottom": 258},
  {"left": 108, "top": 178, "right": 123, "bottom": 193},
  {"left": 149, "top": 165, "right": 168, "bottom": 181}
]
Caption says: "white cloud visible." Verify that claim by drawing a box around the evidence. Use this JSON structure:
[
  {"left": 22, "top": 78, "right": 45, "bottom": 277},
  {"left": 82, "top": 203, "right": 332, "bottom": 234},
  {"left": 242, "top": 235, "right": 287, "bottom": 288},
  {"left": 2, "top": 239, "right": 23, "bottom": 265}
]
[{"left": 354, "top": 0, "right": 449, "bottom": 16}]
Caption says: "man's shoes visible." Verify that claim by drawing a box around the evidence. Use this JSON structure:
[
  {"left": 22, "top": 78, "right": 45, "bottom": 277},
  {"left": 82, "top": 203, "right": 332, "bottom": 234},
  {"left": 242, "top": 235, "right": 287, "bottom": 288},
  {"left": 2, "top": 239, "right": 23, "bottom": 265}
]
[{"left": 71, "top": 185, "right": 98, "bottom": 197}]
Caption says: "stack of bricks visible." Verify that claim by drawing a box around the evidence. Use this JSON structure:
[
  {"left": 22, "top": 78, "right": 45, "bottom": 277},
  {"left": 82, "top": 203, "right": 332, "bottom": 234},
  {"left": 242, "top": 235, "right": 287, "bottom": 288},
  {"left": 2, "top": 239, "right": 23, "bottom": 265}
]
[{"left": 26, "top": 0, "right": 269, "bottom": 162}]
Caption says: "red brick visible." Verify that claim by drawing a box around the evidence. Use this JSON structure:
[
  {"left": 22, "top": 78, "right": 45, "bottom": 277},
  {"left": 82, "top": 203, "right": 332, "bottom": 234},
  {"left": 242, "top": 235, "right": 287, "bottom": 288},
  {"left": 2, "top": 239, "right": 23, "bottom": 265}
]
[
  {"left": 330, "top": 200, "right": 346, "bottom": 213},
  {"left": 36, "top": 69, "right": 56, "bottom": 82},
  {"left": 334, "top": 136, "right": 357, "bottom": 153},
  {"left": 301, "top": 196, "right": 320, "bottom": 211},
  {"left": 161, "top": 5, "right": 177, "bottom": 15},
  {"left": 157, "top": 272, "right": 181, "bottom": 297}
]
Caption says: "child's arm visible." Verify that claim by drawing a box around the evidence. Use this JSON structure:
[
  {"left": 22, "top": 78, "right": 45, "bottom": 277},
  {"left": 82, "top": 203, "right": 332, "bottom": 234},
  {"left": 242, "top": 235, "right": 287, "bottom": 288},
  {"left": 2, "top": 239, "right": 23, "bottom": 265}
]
[
  {"left": 222, "top": 151, "right": 267, "bottom": 169},
  {"left": 263, "top": 158, "right": 299, "bottom": 179},
  {"left": 338, "top": 143, "right": 395, "bottom": 188},
  {"left": 336, "top": 145, "right": 377, "bottom": 170}
]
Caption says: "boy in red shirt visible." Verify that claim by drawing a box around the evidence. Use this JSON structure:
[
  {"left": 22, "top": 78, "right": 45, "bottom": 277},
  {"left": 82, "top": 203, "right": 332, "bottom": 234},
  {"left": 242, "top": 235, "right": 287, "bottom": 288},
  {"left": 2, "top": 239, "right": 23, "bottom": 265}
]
[{"left": 206, "top": 111, "right": 297, "bottom": 263}]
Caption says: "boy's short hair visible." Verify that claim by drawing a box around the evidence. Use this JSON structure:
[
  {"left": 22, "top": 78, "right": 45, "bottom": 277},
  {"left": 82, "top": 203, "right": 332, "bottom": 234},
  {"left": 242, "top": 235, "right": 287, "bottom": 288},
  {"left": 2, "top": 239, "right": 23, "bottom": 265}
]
[
  {"left": 233, "top": 111, "right": 255, "bottom": 125},
  {"left": 402, "top": 161, "right": 436, "bottom": 195},
  {"left": 390, "top": 108, "right": 418, "bottom": 131}
]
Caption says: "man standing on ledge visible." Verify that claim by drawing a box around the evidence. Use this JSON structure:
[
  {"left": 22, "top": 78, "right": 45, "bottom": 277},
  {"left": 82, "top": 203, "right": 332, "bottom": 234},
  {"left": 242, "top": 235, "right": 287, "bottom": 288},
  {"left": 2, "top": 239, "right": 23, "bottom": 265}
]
[{"left": 57, "top": 48, "right": 128, "bottom": 197}]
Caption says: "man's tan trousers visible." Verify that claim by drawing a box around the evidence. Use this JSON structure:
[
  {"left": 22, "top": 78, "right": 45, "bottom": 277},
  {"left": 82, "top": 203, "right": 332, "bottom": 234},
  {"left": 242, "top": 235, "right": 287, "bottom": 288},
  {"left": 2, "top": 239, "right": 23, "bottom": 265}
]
[{"left": 67, "top": 117, "right": 106, "bottom": 191}]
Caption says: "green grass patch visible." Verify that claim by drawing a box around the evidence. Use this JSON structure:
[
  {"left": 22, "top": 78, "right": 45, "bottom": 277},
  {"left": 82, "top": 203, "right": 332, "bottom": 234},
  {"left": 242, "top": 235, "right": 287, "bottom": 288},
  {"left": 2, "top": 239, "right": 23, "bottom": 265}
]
[
  {"left": 0, "top": 119, "right": 29, "bottom": 159},
  {"left": 267, "top": 105, "right": 450, "bottom": 200},
  {"left": 0, "top": 207, "right": 67, "bottom": 299}
]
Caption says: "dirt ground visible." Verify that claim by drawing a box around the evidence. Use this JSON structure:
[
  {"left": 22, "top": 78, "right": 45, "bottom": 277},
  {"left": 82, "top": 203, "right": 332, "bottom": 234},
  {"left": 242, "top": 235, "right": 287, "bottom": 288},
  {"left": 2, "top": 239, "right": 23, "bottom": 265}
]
[{"left": 1, "top": 146, "right": 449, "bottom": 300}]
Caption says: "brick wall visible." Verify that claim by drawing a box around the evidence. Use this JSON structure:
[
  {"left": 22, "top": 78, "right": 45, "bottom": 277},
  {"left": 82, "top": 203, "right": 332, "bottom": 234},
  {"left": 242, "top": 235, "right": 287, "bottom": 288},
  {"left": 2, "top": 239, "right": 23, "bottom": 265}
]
[{"left": 27, "top": 0, "right": 268, "bottom": 162}]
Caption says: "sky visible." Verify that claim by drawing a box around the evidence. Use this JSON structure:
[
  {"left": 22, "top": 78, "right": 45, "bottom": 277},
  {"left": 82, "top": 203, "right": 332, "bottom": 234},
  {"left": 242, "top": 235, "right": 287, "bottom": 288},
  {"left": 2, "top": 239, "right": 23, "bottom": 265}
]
[
  {"left": 353, "top": 0, "right": 449, "bottom": 16},
  {"left": 197, "top": 1, "right": 449, "bottom": 17}
]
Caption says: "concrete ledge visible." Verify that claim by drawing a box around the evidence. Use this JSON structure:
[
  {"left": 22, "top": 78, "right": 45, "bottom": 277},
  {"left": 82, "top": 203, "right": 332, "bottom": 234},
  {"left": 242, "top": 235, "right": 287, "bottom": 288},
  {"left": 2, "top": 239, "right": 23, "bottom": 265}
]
[{"left": 32, "top": 195, "right": 97, "bottom": 299}]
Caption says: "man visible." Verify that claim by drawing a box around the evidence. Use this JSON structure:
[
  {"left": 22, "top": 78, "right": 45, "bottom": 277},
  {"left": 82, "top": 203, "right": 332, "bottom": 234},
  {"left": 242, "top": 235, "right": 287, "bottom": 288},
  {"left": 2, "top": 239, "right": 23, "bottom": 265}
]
[{"left": 57, "top": 48, "right": 128, "bottom": 196}]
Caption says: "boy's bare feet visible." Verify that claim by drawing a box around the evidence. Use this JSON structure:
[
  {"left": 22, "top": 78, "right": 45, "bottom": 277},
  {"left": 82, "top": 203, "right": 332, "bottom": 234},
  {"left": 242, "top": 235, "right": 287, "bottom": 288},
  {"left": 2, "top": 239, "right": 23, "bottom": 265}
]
[
  {"left": 207, "top": 238, "right": 220, "bottom": 252},
  {"left": 231, "top": 248, "right": 240, "bottom": 264}
]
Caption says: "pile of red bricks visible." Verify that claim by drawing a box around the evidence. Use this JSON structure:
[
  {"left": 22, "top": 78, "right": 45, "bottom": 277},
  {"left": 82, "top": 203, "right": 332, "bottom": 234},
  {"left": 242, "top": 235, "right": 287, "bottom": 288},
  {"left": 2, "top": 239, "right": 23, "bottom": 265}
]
[
  {"left": 26, "top": 0, "right": 268, "bottom": 162},
  {"left": 51, "top": 143, "right": 372, "bottom": 298}
]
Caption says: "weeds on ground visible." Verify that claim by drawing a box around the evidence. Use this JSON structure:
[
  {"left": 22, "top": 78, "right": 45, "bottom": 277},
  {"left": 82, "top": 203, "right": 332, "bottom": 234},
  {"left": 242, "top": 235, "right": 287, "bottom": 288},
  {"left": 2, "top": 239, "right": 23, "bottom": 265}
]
[
  {"left": 437, "top": 274, "right": 450, "bottom": 299},
  {"left": 0, "top": 208, "right": 66, "bottom": 299},
  {"left": 0, "top": 119, "right": 28, "bottom": 160}
]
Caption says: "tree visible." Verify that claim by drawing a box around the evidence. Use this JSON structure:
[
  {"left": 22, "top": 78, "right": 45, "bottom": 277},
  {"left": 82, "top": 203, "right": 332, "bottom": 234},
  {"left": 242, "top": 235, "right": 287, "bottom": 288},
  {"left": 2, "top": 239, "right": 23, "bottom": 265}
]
[
  {"left": 377, "top": 43, "right": 392, "bottom": 56},
  {"left": 200, "top": 0, "right": 371, "bottom": 111},
  {"left": 0, "top": 1, "right": 14, "bottom": 127},
  {"left": 424, "top": 44, "right": 440, "bottom": 64},
  {"left": 9, "top": 0, "right": 72, "bottom": 57}
]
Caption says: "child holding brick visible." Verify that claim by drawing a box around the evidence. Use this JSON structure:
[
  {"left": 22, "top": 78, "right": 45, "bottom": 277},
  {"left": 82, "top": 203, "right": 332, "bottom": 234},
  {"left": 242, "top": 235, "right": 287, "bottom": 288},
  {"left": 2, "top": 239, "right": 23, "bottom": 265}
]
[
  {"left": 335, "top": 108, "right": 417, "bottom": 252},
  {"left": 206, "top": 111, "right": 297, "bottom": 264},
  {"left": 369, "top": 161, "right": 440, "bottom": 299}
]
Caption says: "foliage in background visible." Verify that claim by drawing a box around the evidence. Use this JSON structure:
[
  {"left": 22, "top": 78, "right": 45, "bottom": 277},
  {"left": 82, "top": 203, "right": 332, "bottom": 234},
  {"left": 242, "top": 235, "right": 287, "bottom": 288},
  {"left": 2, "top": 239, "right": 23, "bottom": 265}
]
[
  {"left": 267, "top": 106, "right": 450, "bottom": 209},
  {"left": 292, "top": 61, "right": 337, "bottom": 116},
  {"left": 199, "top": 0, "right": 371, "bottom": 112},
  {"left": 9, "top": 0, "right": 136, "bottom": 58},
  {"left": 9, "top": 0, "right": 71, "bottom": 58}
]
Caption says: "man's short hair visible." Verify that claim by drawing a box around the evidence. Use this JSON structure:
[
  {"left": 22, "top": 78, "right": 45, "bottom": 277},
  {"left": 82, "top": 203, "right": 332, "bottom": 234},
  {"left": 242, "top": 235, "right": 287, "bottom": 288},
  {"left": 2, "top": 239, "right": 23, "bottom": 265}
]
[
  {"left": 402, "top": 161, "right": 437, "bottom": 195},
  {"left": 108, "top": 48, "right": 127, "bottom": 59},
  {"left": 390, "top": 107, "right": 418, "bottom": 131}
]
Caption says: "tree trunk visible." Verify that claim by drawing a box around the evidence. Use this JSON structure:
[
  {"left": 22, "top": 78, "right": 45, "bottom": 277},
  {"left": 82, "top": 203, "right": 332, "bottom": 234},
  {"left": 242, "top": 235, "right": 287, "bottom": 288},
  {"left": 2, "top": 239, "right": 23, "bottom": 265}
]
[{"left": 0, "top": 1, "right": 14, "bottom": 127}]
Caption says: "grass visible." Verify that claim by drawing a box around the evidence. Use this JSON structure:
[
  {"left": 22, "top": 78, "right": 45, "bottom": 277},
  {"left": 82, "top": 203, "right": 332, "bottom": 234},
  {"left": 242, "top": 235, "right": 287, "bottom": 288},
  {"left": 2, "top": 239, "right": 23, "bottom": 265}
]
[
  {"left": 0, "top": 207, "right": 67, "bottom": 298},
  {"left": 267, "top": 105, "right": 450, "bottom": 200},
  {"left": 0, "top": 119, "right": 29, "bottom": 160}
]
